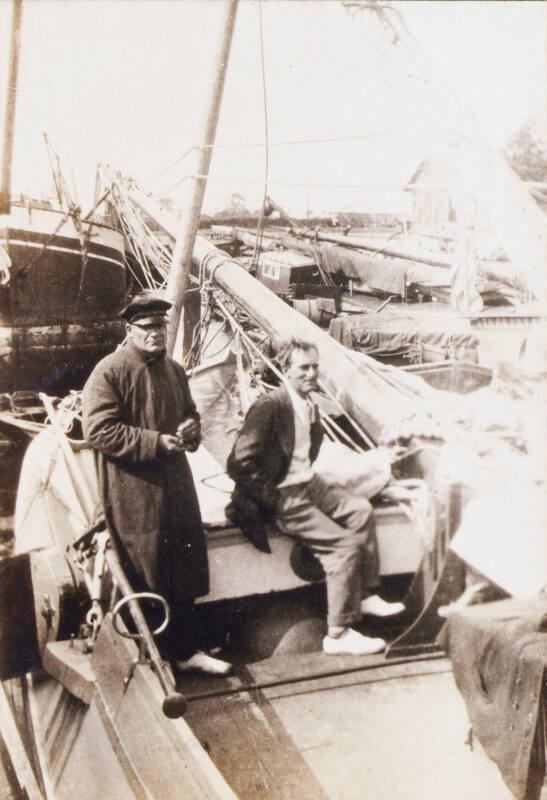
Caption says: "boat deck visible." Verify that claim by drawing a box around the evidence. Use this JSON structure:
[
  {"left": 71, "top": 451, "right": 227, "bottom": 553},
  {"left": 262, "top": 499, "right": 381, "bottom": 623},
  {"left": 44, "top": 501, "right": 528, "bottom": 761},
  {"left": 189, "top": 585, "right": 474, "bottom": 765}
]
[{"left": 178, "top": 650, "right": 513, "bottom": 800}]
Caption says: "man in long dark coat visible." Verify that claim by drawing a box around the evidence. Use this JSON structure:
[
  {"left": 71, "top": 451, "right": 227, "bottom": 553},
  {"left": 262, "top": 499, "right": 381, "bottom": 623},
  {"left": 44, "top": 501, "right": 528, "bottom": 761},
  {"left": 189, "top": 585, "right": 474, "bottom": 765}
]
[{"left": 82, "top": 294, "right": 231, "bottom": 675}]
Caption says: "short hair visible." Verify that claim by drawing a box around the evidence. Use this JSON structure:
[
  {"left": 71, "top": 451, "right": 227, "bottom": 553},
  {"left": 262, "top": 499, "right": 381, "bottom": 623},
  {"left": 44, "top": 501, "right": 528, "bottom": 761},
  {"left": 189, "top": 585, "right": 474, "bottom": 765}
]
[{"left": 276, "top": 338, "right": 318, "bottom": 371}]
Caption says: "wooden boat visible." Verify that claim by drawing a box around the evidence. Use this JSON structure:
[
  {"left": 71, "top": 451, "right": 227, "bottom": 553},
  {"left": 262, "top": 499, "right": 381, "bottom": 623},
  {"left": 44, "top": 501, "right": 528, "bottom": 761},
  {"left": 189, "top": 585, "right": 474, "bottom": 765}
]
[
  {"left": 0, "top": 218, "right": 516, "bottom": 798},
  {"left": 0, "top": 3, "right": 127, "bottom": 396},
  {"left": 0, "top": 1, "right": 543, "bottom": 796},
  {"left": 0, "top": 198, "right": 127, "bottom": 394},
  {"left": 1, "top": 194, "right": 541, "bottom": 799}
]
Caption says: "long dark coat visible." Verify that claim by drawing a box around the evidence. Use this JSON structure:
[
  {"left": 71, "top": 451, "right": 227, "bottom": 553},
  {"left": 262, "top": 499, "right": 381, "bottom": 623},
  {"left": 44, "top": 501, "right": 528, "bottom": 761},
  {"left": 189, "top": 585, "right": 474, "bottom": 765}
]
[
  {"left": 82, "top": 341, "right": 209, "bottom": 603},
  {"left": 226, "top": 385, "right": 323, "bottom": 553}
]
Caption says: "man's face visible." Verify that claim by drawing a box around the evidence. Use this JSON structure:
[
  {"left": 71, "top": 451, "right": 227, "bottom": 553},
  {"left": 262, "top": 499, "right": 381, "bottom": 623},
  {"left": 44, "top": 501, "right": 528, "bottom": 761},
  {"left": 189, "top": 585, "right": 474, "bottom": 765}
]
[
  {"left": 285, "top": 347, "right": 319, "bottom": 397},
  {"left": 126, "top": 316, "right": 168, "bottom": 354}
]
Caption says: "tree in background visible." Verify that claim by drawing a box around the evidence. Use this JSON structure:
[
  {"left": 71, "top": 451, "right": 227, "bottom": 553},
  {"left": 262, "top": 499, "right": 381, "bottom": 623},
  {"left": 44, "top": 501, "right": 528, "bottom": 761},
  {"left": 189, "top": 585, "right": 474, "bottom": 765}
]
[
  {"left": 214, "top": 193, "right": 251, "bottom": 222},
  {"left": 505, "top": 121, "right": 547, "bottom": 184}
]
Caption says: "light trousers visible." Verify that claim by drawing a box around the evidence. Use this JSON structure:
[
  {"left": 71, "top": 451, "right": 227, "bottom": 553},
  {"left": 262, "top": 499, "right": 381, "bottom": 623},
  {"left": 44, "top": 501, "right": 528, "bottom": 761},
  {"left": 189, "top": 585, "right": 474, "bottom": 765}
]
[{"left": 275, "top": 473, "right": 380, "bottom": 627}]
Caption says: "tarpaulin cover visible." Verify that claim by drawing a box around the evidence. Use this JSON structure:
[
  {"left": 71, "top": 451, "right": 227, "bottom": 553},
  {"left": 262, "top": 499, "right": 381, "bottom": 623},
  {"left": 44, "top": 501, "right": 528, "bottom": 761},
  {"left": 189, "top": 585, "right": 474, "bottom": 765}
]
[
  {"left": 329, "top": 312, "right": 478, "bottom": 359},
  {"left": 312, "top": 245, "right": 409, "bottom": 296},
  {"left": 439, "top": 597, "right": 547, "bottom": 800},
  {"left": 282, "top": 236, "right": 439, "bottom": 296}
]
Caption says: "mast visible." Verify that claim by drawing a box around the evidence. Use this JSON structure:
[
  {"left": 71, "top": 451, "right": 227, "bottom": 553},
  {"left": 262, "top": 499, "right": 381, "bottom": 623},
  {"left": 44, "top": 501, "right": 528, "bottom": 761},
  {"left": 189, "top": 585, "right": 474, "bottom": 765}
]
[
  {"left": 165, "top": 0, "right": 239, "bottom": 358},
  {"left": 0, "top": 0, "right": 23, "bottom": 215}
]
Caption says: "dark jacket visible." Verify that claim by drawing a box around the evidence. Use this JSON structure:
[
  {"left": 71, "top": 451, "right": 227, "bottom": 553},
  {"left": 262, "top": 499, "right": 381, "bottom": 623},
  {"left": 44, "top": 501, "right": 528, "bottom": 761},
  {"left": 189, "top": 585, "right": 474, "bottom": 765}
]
[
  {"left": 226, "top": 385, "right": 323, "bottom": 553},
  {"left": 82, "top": 341, "right": 209, "bottom": 603}
]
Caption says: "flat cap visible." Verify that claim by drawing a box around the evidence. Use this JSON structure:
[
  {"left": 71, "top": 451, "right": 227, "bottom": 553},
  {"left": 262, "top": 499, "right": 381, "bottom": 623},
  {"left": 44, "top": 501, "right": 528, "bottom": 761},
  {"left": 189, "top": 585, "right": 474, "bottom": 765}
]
[{"left": 120, "top": 295, "right": 172, "bottom": 323}]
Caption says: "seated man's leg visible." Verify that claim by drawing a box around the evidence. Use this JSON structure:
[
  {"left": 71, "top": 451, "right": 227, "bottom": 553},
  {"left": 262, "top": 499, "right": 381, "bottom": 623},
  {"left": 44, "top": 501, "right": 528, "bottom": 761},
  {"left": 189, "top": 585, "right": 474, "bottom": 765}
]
[
  {"left": 307, "top": 473, "right": 379, "bottom": 591},
  {"left": 307, "top": 474, "right": 405, "bottom": 618},
  {"left": 277, "top": 483, "right": 369, "bottom": 628},
  {"left": 277, "top": 482, "right": 386, "bottom": 655}
]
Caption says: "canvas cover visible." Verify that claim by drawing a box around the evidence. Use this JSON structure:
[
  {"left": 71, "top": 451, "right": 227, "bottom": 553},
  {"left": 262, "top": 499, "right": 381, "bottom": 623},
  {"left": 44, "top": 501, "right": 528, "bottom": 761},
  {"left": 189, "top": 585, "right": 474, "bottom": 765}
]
[
  {"left": 330, "top": 312, "right": 478, "bottom": 359},
  {"left": 439, "top": 597, "right": 547, "bottom": 800}
]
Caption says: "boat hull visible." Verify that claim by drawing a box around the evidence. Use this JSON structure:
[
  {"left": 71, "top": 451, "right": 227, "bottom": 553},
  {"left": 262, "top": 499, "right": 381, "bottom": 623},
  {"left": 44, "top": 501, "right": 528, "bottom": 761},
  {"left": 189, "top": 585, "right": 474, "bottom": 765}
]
[
  {"left": 0, "top": 204, "right": 127, "bottom": 392},
  {"left": 3, "top": 616, "right": 238, "bottom": 800}
]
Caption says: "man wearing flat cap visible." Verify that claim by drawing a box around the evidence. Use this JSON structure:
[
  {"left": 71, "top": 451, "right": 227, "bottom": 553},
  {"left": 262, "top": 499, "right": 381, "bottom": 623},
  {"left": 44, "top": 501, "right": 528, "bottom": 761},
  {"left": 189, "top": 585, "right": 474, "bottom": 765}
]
[{"left": 82, "top": 293, "right": 232, "bottom": 675}]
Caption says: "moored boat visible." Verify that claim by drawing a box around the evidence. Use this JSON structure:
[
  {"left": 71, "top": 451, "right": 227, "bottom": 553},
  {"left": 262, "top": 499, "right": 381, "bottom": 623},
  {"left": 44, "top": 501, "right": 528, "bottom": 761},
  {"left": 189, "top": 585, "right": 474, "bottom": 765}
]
[
  {"left": 0, "top": 0, "right": 544, "bottom": 796},
  {"left": 0, "top": 302, "right": 522, "bottom": 799},
  {"left": 0, "top": 198, "right": 127, "bottom": 393}
]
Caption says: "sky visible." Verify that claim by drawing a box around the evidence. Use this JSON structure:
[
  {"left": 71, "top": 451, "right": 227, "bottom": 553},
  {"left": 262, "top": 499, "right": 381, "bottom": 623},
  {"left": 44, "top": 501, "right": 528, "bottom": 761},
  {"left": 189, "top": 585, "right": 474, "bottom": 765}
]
[{"left": 0, "top": 0, "right": 545, "bottom": 216}]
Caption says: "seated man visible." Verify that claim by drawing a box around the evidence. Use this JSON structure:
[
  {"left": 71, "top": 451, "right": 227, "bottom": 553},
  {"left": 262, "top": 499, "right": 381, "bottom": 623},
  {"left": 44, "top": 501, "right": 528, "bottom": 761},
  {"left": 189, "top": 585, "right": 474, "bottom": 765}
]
[{"left": 226, "top": 337, "right": 404, "bottom": 656}]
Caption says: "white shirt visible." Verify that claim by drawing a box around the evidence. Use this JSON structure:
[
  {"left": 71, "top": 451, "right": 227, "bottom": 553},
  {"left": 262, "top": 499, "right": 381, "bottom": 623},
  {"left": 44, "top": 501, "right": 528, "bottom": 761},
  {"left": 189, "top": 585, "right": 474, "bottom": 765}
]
[{"left": 278, "top": 384, "right": 316, "bottom": 488}]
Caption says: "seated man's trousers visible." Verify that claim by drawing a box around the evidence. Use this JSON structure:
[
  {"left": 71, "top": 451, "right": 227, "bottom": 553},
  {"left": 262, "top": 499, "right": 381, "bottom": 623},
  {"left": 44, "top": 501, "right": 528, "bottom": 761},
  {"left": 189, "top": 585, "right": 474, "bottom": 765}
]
[{"left": 275, "top": 473, "right": 379, "bottom": 627}]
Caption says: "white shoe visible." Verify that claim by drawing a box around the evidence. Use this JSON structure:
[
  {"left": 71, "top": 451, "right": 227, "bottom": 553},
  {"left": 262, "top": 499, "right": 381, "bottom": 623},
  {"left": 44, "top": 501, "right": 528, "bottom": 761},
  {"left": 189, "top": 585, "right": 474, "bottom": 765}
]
[
  {"left": 437, "top": 581, "right": 491, "bottom": 618},
  {"left": 323, "top": 628, "right": 386, "bottom": 656},
  {"left": 175, "top": 651, "right": 233, "bottom": 676},
  {"left": 360, "top": 595, "right": 405, "bottom": 618}
]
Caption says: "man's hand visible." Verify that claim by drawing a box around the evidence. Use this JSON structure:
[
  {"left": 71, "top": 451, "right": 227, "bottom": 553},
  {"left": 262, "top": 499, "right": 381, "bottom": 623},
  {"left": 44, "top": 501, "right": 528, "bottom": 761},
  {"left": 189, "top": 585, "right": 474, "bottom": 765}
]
[
  {"left": 387, "top": 445, "right": 409, "bottom": 464},
  {"left": 176, "top": 418, "right": 200, "bottom": 443},
  {"left": 158, "top": 434, "right": 186, "bottom": 455},
  {"left": 176, "top": 418, "right": 201, "bottom": 452}
]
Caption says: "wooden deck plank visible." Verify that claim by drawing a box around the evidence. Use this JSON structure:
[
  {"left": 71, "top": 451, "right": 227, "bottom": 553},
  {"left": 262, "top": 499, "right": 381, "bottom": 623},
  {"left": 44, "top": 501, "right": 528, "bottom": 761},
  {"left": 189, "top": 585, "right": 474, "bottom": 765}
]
[{"left": 180, "top": 650, "right": 513, "bottom": 800}]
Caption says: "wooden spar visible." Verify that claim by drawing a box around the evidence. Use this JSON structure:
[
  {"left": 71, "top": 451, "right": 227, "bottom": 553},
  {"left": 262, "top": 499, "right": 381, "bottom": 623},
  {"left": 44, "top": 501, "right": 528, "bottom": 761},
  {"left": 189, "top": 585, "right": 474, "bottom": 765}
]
[
  {"left": 211, "top": 224, "right": 450, "bottom": 296},
  {"left": 128, "top": 189, "right": 423, "bottom": 443},
  {"left": 0, "top": 0, "right": 23, "bottom": 215},
  {"left": 214, "top": 225, "right": 531, "bottom": 293},
  {"left": 278, "top": 232, "right": 527, "bottom": 294},
  {"left": 105, "top": 546, "right": 188, "bottom": 719},
  {"left": 218, "top": 223, "right": 445, "bottom": 277},
  {"left": 165, "top": 0, "right": 239, "bottom": 358},
  {"left": 292, "top": 229, "right": 451, "bottom": 269},
  {"left": 213, "top": 224, "right": 451, "bottom": 269},
  {"left": 377, "top": 2, "right": 547, "bottom": 305}
]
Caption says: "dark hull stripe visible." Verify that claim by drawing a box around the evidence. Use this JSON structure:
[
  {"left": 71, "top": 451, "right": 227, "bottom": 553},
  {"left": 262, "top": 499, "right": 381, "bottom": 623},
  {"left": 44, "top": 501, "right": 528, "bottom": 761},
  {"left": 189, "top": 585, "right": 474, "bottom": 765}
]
[
  {"left": 1, "top": 227, "right": 125, "bottom": 263},
  {"left": 2, "top": 240, "right": 125, "bottom": 270}
]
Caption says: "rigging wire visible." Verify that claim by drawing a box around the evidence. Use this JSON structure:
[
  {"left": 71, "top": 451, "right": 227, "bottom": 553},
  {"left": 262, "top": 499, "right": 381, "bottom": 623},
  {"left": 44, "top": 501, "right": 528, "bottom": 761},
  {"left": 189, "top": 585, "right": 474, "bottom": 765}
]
[
  {"left": 162, "top": 173, "right": 454, "bottom": 193},
  {"left": 143, "top": 147, "right": 197, "bottom": 183},
  {"left": 154, "top": 145, "right": 541, "bottom": 198},
  {"left": 142, "top": 129, "right": 434, "bottom": 187},
  {"left": 211, "top": 290, "right": 373, "bottom": 451},
  {"left": 250, "top": 0, "right": 270, "bottom": 270}
]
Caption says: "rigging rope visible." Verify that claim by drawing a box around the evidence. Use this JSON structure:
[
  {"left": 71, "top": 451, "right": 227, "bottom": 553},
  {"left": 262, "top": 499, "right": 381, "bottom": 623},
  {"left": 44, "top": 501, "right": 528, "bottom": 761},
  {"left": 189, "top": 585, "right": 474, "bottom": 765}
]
[
  {"left": 110, "top": 183, "right": 172, "bottom": 289},
  {"left": 108, "top": 178, "right": 422, "bottom": 446},
  {"left": 211, "top": 289, "right": 372, "bottom": 452},
  {"left": 145, "top": 129, "right": 434, "bottom": 177},
  {"left": 143, "top": 147, "right": 197, "bottom": 183},
  {"left": 250, "top": 0, "right": 270, "bottom": 271},
  {"left": 179, "top": 174, "right": 453, "bottom": 190}
]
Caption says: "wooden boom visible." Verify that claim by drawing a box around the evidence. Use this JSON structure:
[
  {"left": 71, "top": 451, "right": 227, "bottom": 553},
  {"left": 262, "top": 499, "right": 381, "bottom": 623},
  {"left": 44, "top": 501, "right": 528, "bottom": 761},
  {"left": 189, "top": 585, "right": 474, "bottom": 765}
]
[{"left": 128, "top": 189, "right": 426, "bottom": 444}]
